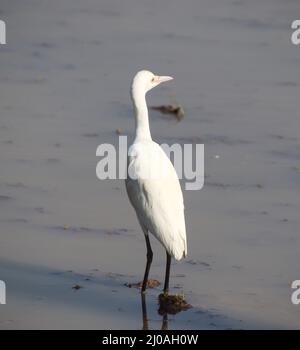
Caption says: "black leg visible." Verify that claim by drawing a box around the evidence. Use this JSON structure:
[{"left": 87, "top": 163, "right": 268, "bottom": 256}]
[
  {"left": 161, "top": 313, "right": 168, "bottom": 330},
  {"left": 163, "top": 251, "right": 171, "bottom": 294},
  {"left": 141, "top": 234, "right": 153, "bottom": 293},
  {"left": 141, "top": 293, "right": 149, "bottom": 330}
]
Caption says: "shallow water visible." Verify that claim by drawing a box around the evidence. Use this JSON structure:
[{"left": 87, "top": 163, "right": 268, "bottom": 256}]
[{"left": 0, "top": 0, "right": 300, "bottom": 329}]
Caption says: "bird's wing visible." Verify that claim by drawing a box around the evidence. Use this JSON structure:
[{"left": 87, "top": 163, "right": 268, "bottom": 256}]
[{"left": 126, "top": 141, "right": 187, "bottom": 260}]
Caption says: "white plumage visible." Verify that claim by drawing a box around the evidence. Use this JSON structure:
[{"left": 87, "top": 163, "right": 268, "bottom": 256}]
[{"left": 125, "top": 70, "right": 187, "bottom": 293}]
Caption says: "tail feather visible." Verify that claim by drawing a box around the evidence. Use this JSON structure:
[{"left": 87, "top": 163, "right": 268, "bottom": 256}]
[{"left": 168, "top": 236, "right": 187, "bottom": 261}]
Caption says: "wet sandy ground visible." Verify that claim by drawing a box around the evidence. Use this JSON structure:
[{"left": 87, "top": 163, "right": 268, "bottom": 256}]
[{"left": 0, "top": 0, "right": 300, "bottom": 329}]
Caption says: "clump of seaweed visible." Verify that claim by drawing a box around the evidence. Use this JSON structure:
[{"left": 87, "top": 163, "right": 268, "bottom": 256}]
[
  {"left": 158, "top": 293, "right": 192, "bottom": 315},
  {"left": 125, "top": 279, "right": 161, "bottom": 289}
]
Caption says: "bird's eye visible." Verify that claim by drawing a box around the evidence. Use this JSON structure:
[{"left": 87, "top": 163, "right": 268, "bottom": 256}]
[{"left": 151, "top": 77, "right": 155, "bottom": 82}]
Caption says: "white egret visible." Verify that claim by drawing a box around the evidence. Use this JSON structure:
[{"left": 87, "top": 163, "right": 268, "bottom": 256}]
[{"left": 125, "top": 70, "right": 187, "bottom": 294}]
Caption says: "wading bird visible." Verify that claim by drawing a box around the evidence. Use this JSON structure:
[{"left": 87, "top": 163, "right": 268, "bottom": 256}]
[{"left": 126, "top": 70, "right": 187, "bottom": 294}]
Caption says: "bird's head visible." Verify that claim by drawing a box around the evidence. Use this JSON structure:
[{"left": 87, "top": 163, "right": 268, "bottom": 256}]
[{"left": 131, "top": 70, "right": 173, "bottom": 97}]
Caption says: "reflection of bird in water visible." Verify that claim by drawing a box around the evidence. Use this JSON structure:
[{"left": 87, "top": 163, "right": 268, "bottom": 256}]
[
  {"left": 141, "top": 291, "right": 192, "bottom": 330},
  {"left": 141, "top": 293, "right": 168, "bottom": 330},
  {"left": 126, "top": 70, "right": 187, "bottom": 295}
]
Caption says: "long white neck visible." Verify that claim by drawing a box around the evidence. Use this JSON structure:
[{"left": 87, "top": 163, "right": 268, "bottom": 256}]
[{"left": 131, "top": 88, "right": 152, "bottom": 141}]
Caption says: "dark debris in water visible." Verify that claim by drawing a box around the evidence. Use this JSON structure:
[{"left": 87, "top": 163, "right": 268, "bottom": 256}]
[
  {"left": 4, "top": 182, "right": 26, "bottom": 188},
  {"left": 72, "top": 284, "right": 83, "bottom": 291},
  {"left": 5, "top": 218, "right": 28, "bottom": 223},
  {"left": 190, "top": 135, "right": 251, "bottom": 145},
  {"left": 158, "top": 293, "right": 192, "bottom": 315},
  {"left": 206, "top": 182, "right": 264, "bottom": 190},
  {"left": 151, "top": 104, "right": 185, "bottom": 121},
  {"left": 174, "top": 273, "right": 186, "bottom": 278},
  {"left": 162, "top": 134, "right": 251, "bottom": 146},
  {"left": 104, "top": 228, "right": 132, "bottom": 236},
  {"left": 125, "top": 279, "right": 161, "bottom": 289},
  {"left": 54, "top": 225, "right": 96, "bottom": 233},
  {"left": 50, "top": 225, "right": 132, "bottom": 236},
  {"left": 186, "top": 260, "right": 211, "bottom": 269},
  {"left": 82, "top": 132, "right": 100, "bottom": 138}
]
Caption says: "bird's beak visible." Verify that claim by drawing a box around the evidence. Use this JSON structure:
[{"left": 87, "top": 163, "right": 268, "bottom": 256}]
[{"left": 157, "top": 75, "right": 174, "bottom": 84}]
